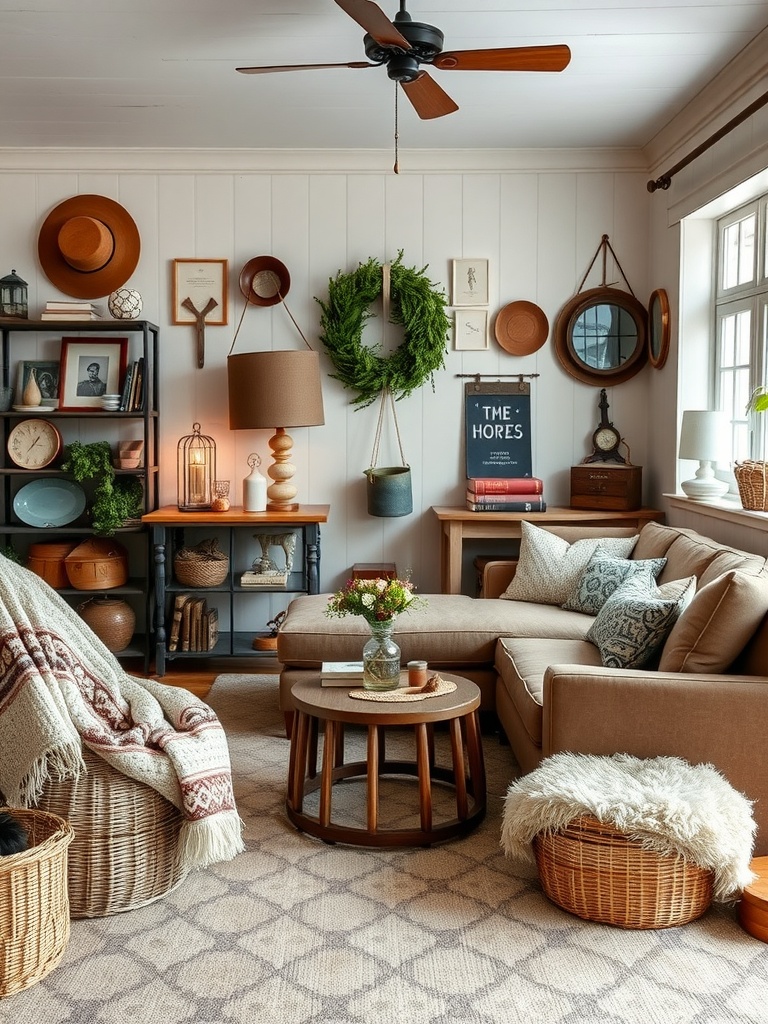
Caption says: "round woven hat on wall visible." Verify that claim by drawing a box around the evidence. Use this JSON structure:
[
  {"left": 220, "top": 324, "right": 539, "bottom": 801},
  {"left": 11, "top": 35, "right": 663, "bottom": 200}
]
[
  {"left": 37, "top": 194, "right": 141, "bottom": 300},
  {"left": 494, "top": 300, "right": 549, "bottom": 355},
  {"left": 239, "top": 256, "right": 291, "bottom": 307}
]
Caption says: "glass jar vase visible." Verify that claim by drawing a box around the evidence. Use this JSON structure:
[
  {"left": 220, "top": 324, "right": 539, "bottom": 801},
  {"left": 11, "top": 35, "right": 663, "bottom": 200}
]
[{"left": 362, "top": 620, "right": 401, "bottom": 691}]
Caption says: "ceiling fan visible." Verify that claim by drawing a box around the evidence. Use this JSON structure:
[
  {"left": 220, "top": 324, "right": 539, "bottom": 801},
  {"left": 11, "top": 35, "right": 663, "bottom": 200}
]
[{"left": 236, "top": 0, "right": 571, "bottom": 121}]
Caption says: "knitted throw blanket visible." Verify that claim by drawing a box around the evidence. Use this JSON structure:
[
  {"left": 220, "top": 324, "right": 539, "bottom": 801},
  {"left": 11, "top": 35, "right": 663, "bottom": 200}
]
[{"left": 0, "top": 556, "right": 244, "bottom": 871}]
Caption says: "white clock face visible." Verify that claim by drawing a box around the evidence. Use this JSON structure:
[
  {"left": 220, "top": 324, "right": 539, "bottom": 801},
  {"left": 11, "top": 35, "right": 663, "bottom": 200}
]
[
  {"left": 7, "top": 419, "right": 62, "bottom": 469},
  {"left": 595, "top": 426, "right": 619, "bottom": 451}
]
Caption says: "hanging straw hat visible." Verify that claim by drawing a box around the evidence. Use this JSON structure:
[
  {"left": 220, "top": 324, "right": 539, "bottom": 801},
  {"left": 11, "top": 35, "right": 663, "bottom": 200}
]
[
  {"left": 37, "top": 194, "right": 141, "bottom": 299},
  {"left": 238, "top": 256, "right": 291, "bottom": 307}
]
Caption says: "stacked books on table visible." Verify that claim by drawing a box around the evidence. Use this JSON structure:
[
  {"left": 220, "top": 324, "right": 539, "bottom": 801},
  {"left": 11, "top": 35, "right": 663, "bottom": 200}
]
[
  {"left": 168, "top": 594, "right": 219, "bottom": 652},
  {"left": 466, "top": 477, "right": 546, "bottom": 512},
  {"left": 240, "top": 570, "right": 289, "bottom": 587},
  {"left": 40, "top": 300, "right": 103, "bottom": 320},
  {"left": 321, "top": 661, "right": 364, "bottom": 686}
]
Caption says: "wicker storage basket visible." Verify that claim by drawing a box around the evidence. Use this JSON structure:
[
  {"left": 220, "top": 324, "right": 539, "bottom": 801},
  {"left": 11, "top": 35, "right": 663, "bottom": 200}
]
[
  {"left": 174, "top": 538, "right": 229, "bottom": 588},
  {"left": 26, "top": 540, "right": 78, "bottom": 589},
  {"left": 35, "top": 748, "right": 187, "bottom": 918},
  {"left": 64, "top": 537, "right": 129, "bottom": 590},
  {"left": 0, "top": 808, "right": 74, "bottom": 996},
  {"left": 734, "top": 460, "right": 768, "bottom": 511},
  {"left": 533, "top": 815, "right": 714, "bottom": 929}
]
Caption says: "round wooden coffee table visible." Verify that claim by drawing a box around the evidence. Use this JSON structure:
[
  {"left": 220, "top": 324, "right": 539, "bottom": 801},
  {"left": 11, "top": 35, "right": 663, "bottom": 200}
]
[{"left": 286, "top": 673, "right": 486, "bottom": 847}]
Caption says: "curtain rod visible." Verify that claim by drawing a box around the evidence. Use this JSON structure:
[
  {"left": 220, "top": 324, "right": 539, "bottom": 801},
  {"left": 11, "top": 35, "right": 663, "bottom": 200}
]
[{"left": 647, "top": 87, "right": 768, "bottom": 193}]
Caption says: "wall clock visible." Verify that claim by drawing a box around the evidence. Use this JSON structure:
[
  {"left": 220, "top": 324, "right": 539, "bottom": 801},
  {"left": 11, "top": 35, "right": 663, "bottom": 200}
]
[
  {"left": 584, "top": 389, "right": 626, "bottom": 464},
  {"left": 7, "top": 417, "right": 62, "bottom": 469}
]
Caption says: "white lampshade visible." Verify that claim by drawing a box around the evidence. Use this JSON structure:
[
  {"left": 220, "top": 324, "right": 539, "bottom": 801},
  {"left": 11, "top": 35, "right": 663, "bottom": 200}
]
[{"left": 678, "top": 409, "right": 729, "bottom": 500}]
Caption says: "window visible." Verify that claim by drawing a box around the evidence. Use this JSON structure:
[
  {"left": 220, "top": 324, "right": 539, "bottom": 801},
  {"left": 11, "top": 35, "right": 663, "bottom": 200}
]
[{"left": 714, "top": 196, "right": 768, "bottom": 462}]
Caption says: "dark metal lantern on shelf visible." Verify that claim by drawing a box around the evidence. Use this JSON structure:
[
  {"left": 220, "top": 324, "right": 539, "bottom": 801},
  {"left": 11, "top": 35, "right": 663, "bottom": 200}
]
[{"left": 0, "top": 270, "right": 28, "bottom": 319}]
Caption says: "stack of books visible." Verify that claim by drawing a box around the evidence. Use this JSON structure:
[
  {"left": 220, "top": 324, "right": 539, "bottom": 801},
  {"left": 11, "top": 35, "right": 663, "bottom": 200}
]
[
  {"left": 240, "top": 570, "right": 289, "bottom": 587},
  {"left": 466, "top": 477, "right": 546, "bottom": 512},
  {"left": 320, "top": 661, "right": 365, "bottom": 687},
  {"left": 119, "top": 357, "right": 144, "bottom": 412},
  {"left": 167, "top": 594, "right": 219, "bottom": 652},
  {"left": 40, "top": 300, "right": 103, "bottom": 321}
]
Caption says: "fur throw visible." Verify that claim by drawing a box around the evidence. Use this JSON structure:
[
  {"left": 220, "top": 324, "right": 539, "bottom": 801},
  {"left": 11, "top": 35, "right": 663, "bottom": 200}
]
[{"left": 500, "top": 752, "right": 756, "bottom": 901}]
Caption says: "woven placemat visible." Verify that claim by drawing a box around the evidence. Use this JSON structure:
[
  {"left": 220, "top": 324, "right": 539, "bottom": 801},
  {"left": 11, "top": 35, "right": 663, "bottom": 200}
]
[{"left": 349, "top": 676, "right": 457, "bottom": 703}]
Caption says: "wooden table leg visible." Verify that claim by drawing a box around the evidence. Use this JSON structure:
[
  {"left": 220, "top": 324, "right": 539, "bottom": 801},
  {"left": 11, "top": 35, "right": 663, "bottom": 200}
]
[
  {"left": 289, "top": 711, "right": 310, "bottom": 812},
  {"left": 319, "top": 719, "right": 336, "bottom": 828},
  {"left": 367, "top": 724, "right": 380, "bottom": 834},
  {"left": 449, "top": 717, "right": 469, "bottom": 820},
  {"left": 464, "top": 710, "right": 486, "bottom": 806},
  {"left": 415, "top": 722, "right": 432, "bottom": 833},
  {"left": 307, "top": 715, "right": 319, "bottom": 780}
]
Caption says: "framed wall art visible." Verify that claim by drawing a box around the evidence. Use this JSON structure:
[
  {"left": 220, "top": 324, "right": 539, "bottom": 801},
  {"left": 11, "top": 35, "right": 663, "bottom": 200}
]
[
  {"left": 16, "top": 360, "right": 60, "bottom": 401},
  {"left": 172, "top": 258, "right": 229, "bottom": 326},
  {"left": 452, "top": 258, "right": 489, "bottom": 306},
  {"left": 59, "top": 338, "right": 128, "bottom": 411},
  {"left": 454, "top": 309, "right": 489, "bottom": 350}
]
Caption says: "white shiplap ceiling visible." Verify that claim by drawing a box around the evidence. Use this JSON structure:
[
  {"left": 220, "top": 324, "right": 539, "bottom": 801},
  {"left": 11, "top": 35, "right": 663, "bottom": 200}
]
[{"left": 1, "top": 0, "right": 768, "bottom": 152}]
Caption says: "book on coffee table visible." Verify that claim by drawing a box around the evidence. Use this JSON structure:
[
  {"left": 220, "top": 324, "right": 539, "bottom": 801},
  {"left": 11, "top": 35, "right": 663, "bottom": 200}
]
[{"left": 321, "top": 661, "right": 365, "bottom": 686}]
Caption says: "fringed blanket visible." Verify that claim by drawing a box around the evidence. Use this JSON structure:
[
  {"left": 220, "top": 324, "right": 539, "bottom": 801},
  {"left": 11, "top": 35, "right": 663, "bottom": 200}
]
[{"left": 0, "top": 555, "right": 244, "bottom": 871}]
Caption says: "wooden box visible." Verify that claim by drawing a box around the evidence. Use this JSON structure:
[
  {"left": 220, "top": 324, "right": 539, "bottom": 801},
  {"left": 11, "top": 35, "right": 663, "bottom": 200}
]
[
  {"left": 351, "top": 562, "right": 397, "bottom": 580},
  {"left": 570, "top": 465, "right": 642, "bottom": 511}
]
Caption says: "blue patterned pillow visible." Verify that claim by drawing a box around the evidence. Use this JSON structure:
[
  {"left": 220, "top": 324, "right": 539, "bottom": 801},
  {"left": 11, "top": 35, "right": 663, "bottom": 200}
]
[
  {"left": 562, "top": 550, "right": 667, "bottom": 615},
  {"left": 586, "top": 573, "right": 696, "bottom": 669}
]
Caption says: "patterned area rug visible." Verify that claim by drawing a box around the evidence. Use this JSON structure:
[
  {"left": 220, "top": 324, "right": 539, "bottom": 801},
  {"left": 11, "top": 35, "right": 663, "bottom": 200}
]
[{"left": 3, "top": 673, "right": 767, "bottom": 1024}]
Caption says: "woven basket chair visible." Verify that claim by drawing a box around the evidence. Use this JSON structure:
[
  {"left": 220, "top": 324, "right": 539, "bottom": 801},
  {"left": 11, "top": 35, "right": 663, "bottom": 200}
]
[
  {"left": 35, "top": 748, "right": 188, "bottom": 918},
  {"left": 533, "top": 814, "right": 714, "bottom": 929},
  {"left": 0, "top": 808, "right": 74, "bottom": 995}
]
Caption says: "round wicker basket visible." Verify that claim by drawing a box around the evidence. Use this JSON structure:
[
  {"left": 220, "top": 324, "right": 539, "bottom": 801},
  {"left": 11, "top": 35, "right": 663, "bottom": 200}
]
[
  {"left": 0, "top": 808, "right": 74, "bottom": 995},
  {"left": 174, "top": 538, "right": 229, "bottom": 587},
  {"left": 734, "top": 460, "right": 768, "bottom": 511},
  {"left": 533, "top": 814, "right": 714, "bottom": 929},
  {"left": 35, "top": 748, "right": 187, "bottom": 918}
]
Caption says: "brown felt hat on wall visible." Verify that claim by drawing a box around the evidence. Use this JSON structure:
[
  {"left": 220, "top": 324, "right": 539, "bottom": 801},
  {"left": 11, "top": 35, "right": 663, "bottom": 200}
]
[{"left": 37, "top": 194, "right": 141, "bottom": 300}]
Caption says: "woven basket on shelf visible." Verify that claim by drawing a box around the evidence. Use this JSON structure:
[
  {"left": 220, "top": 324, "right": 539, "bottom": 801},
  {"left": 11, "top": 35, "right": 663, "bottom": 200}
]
[
  {"left": 34, "top": 748, "right": 187, "bottom": 918},
  {"left": 532, "top": 814, "right": 714, "bottom": 929},
  {"left": 174, "top": 537, "right": 229, "bottom": 588},
  {"left": 0, "top": 808, "right": 74, "bottom": 996},
  {"left": 734, "top": 460, "right": 768, "bottom": 511}
]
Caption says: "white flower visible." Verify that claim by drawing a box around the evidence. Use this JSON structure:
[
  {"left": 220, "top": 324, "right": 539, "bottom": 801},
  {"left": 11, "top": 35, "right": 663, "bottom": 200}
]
[{"left": 361, "top": 592, "right": 375, "bottom": 608}]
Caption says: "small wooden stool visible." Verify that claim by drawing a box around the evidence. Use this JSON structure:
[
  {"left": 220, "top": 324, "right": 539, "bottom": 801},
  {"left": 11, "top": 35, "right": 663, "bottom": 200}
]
[{"left": 739, "top": 857, "right": 768, "bottom": 941}]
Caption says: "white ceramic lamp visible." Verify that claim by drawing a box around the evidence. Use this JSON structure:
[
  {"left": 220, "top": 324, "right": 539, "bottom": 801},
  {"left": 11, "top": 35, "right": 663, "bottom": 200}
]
[{"left": 678, "top": 410, "right": 729, "bottom": 500}]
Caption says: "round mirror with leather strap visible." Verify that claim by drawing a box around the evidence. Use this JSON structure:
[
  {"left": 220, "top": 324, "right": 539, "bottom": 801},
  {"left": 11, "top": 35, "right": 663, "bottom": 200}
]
[{"left": 554, "top": 286, "right": 648, "bottom": 386}]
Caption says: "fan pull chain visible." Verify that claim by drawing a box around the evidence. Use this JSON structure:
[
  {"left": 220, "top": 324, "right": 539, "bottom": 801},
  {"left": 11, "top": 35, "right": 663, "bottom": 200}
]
[{"left": 393, "top": 82, "right": 400, "bottom": 174}]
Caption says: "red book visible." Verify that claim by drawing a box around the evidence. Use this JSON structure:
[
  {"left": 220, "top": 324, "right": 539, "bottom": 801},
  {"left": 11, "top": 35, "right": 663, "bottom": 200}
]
[{"left": 467, "top": 477, "right": 544, "bottom": 495}]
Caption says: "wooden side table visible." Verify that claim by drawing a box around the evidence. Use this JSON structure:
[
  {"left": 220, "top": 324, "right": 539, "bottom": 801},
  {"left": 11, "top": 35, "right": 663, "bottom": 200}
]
[{"left": 286, "top": 674, "right": 486, "bottom": 847}]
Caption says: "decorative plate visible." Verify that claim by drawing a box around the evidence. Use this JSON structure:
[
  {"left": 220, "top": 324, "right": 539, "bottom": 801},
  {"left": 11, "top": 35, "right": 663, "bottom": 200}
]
[
  {"left": 239, "top": 256, "right": 291, "bottom": 307},
  {"left": 13, "top": 478, "right": 87, "bottom": 528},
  {"left": 494, "top": 300, "right": 549, "bottom": 355}
]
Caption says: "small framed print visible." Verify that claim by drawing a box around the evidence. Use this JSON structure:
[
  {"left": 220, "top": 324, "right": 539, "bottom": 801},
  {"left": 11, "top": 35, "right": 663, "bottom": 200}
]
[
  {"left": 59, "top": 338, "right": 128, "bottom": 411},
  {"left": 172, "top": 259, "right": 228, "bottom": 326},
  {"left": 452, "top": 258, "right": 489, "bottom": 306},
  {"left": 454, "top": 309, "right": 489, "bottom": 351},
  {"left": 17, "top": 360, "right": 60, "bottom": 401}
]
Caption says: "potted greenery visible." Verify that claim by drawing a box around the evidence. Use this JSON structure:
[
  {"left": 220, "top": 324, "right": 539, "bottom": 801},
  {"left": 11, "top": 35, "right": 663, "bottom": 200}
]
[
  {"left": 61, "top": 440, "right": 144, "bottom": 536},
  {"left": 735, "top": 386, "right": 768, "bottom": 510}
]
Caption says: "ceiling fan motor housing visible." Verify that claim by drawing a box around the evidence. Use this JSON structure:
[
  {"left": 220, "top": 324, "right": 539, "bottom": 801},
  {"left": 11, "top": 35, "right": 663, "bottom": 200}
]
[{"left": 364, "top": 19, "right": 445, "bottom": 82}]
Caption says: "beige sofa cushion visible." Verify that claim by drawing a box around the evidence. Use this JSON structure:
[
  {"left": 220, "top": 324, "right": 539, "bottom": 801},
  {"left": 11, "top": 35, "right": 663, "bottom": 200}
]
[
  {"left": 659, "top": 570, "right": 768, "bottom": 673},
  {"left": 501, "top": 521, "right": 637, "bottom": 605},
  {"left": 634, "top": 521, "right": 766, "bottom": 586},
  {"left": 495, "top": 637, "right": 602, "bottom": 745}
]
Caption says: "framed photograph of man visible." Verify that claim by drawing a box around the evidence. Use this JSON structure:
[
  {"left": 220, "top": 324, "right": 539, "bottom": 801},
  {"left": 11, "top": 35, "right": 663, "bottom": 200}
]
[
  {"left": 59, "top": 338, "right": 128, "bottom": 411},
  {"left": 16, "top": 360, "right": 60, "bottom": 403}
]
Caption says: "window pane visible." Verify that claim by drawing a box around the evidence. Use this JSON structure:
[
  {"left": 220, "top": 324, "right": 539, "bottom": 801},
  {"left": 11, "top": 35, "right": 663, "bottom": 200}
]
[
  {"left": 722, "top": 214, "right": 757, "bottom": 288},
  {"left": 720, "top": 314, "right": 735, "bottom": 365},
  {"left": 736, "top": 309, "right": 752, "bottom": 362},
  {"left": 740, "top": 216, "right": 756, "bottom": 285},
  {"left": 734, "top": 421, "right": 750, "bottom": 462}
]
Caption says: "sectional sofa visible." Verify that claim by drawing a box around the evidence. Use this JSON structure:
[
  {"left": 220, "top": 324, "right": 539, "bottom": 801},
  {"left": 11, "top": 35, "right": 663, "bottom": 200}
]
[{"left": 277, "top": 520, "right": 768, "bottom": 854}]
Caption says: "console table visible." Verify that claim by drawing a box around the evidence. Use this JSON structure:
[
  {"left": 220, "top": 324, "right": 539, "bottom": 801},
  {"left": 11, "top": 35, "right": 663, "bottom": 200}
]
[
  {"left": 431, "top": 506, "right": 665, "bottom": 595},
  {"left": 143, "top": 504, "right": 329, "bottom": 674}
]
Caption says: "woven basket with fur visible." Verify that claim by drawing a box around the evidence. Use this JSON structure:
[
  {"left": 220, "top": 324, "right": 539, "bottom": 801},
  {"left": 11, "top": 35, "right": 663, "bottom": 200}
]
[{"left": 734, "top": 460, "right": 768, "bottom": 511}]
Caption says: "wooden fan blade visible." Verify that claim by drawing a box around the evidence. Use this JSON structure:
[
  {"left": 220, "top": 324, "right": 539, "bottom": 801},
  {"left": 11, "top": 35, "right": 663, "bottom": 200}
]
[
  {"left": 434, "top": 44, "right": 571, "bottom": 73},
  {"left": 237, "top": 61, "right": 375, "bottom": 75},
  {"left": 401, "top": 72, "right": 459, "bottom": 120},
  {"left": 334, "top": 0, "right": 410, "bottom": 49}
]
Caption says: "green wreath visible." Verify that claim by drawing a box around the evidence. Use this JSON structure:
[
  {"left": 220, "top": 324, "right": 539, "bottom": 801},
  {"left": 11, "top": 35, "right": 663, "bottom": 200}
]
[{"left": 316, "top": 251, "right": 450, "bottom": 407}]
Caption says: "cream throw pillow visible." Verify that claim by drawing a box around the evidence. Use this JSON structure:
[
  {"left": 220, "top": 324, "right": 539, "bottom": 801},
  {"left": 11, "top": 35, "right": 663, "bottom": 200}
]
[
  {"left": 501, "top": 522, "right": 638, "bottom": 605},
  {"left": 658, "top": 570, "right": 768, "bottom": 673}
]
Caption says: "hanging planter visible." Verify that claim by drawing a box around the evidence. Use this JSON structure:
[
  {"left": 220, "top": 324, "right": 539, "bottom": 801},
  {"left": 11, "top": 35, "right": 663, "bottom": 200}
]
[{"left": 316, "top": 251, "right": 450, "bottom": 408}]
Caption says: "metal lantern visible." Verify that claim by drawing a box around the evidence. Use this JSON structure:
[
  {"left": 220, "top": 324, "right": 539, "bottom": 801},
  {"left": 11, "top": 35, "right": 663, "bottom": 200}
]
[
  {"left": 0, "top": 269, "right": 28, "bottom": 319},
  {"left": 177, "top": 422, "right": 216, "bottom": 511}
]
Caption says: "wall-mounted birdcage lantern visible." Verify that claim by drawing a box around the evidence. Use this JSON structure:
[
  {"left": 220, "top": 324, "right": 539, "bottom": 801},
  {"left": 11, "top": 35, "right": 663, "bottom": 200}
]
[
  {"left": 0, "top": 270, "right": 28, "bottom": 319},
  {"left": 177, "top": 422, "right": 216, "bottom": 511}
]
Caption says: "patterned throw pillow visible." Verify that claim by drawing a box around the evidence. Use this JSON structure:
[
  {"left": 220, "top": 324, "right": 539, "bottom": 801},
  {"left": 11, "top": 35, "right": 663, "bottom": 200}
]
[
  {"left": 562, "top": 550, "right": 668, "bottom": 615},
  {"left": 501, "top": 522, "right": 638, "bottom": 606},
  {"left": 586, "top": 573, "right": 696, "bottom": 669}
]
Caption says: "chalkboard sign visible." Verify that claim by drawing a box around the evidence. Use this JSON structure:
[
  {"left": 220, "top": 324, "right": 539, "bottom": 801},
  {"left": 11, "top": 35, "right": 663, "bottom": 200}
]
[{"left": 464, "top": 381, "right": 532, "bottom": 479}]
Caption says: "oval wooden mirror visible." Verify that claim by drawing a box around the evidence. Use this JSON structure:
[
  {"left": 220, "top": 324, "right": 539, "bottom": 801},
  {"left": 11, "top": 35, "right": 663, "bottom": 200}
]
[
  {"left": 554, "top": 286, "right": 648, "bottom": 386},
  {"left": 648, "top": 288, "right": 670, "bottom": 369}
]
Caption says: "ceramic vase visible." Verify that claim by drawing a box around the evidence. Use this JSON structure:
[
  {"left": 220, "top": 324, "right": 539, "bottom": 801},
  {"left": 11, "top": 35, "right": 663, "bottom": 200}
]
[
  {"left": 78, "top": 596, "right": 135, "bottom": 652},
  {"left": 22, "top": 368, "right": 41, "bottom": 407},
  {"left": 108, "top": 288, "right": 143, "bottom": 319},
  {"left": 362, "top": 620, "right": 401, "bottom": 691}
]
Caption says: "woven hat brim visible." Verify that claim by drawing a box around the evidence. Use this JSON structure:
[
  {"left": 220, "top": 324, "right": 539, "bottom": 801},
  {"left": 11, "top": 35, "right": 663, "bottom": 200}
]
[
  {"left": 37, "top": 194, "right": 140, "bottom": 300},
  {"left": 239, "top": 256, "right": 291, "bottom": 307}
]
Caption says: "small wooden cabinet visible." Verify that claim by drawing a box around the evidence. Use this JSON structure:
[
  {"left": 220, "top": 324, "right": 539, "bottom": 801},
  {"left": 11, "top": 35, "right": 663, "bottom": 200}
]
[
  {"left": 570, "top": 465, "right": 642, "bottom": 511},
  {"left": 143, "top": 504, "right": 330, "bottom": 675}
]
